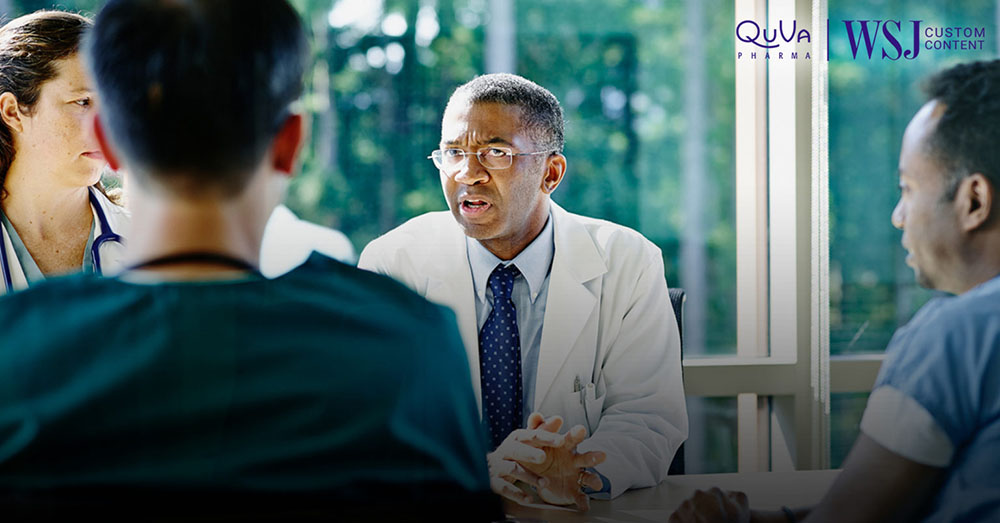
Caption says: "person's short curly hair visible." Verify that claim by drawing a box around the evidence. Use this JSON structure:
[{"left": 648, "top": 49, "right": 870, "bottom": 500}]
[
  {"left": 447, "top": 73, "right": 564, "bottom": 153},
  {"left": 923, "top": 59, "right": 1000, "bottom": 201}
]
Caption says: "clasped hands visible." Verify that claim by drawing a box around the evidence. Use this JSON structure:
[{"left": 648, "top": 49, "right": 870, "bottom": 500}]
[{"left": 488, "top": 412, "right": 607, "bottom": 511}]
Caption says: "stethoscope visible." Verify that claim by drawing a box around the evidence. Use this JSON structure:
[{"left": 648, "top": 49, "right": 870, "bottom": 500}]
[{"left": 0, "top": 187, "right": 124, "bottom": 293}]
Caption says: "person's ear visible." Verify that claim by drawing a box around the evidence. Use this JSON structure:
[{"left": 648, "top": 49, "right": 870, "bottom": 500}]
[
  {"left": 92, "top": 114, "right": 121, "bottom": 171},
  {"left": 271, "top": 113, "right": 304, "bottom": 176},
  {"left": 0, "top": 92, "right": 25, "bottom": 134},
  {"left": 957, "top": 173, "right": 994, "bottom": 232},
  {"left": 540, "top": 153, "right": 567, "bottom": 195}
]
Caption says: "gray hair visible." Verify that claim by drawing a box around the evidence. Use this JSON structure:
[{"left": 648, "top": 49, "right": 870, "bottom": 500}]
[{"left": 447, "top": 73, "right": 564, "bottom": 153}]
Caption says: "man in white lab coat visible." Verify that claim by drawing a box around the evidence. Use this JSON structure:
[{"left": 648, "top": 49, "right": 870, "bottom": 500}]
[{"left": 359, "top": 73, "right": 687, "bottom": 508}]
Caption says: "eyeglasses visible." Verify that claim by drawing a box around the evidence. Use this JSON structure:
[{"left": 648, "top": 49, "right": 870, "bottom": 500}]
[{"left": 428, "top": 147, "right": 555, "bottom": 172}]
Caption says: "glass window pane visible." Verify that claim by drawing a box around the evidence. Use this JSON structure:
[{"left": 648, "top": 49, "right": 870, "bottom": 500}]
[
  {"left": 685, "top": 396, "right": 738, "bottom": 474},
  {"left": 828, "top": 0, "right": 996, "bottom": 355},
  {"left": 830, "top": 392, "right": 869, "bottom": 468},
  {"left": 512, "top": 0, "right": 737, "bottom": 355}
]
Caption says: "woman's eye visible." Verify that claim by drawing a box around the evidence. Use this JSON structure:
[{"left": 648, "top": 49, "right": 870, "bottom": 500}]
[
  {"left": 74, "top": 98, "right": 91, "bottom": 108},
  {"left": 485, "top": 148, "right": 508, "bottom": 157},
  {"left": 443, "top": 149, "right": 464, "bottom": 158}
]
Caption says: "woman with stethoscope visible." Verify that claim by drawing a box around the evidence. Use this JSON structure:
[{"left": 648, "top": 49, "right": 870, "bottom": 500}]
[{"left": 0, "top": 11, "right": 128, "bottom": 295}]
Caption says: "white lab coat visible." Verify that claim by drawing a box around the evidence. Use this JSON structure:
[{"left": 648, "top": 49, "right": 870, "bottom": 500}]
[
  {"left": 259, "top": 204, "right": 356, "bottom": 277},
  {"left": 0, "top": 188, "right": 130, "bottom": 295},
  {"left": 359, "top": 201, "right": 688, "bottom": 497}
]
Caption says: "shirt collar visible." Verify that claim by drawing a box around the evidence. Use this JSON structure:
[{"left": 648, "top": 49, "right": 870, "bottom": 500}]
[{"left": 468, "top": 211, "right": 554, "bottom": 304}]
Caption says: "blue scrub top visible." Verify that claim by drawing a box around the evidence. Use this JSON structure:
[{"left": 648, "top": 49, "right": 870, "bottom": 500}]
[{"left": 867, "top": 273, "right": 1000, "bottom": 522}]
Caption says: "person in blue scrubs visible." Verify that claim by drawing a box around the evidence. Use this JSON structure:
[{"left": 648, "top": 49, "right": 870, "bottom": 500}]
[
  {"left": 670, "top": 61, "right": 1000, "bottom": 523},
  {"left": 0, "top": 11, "right": 129, "bottom": 293},
  {"left": 0, "top": 0, "right": 495, "bottom": 519}
]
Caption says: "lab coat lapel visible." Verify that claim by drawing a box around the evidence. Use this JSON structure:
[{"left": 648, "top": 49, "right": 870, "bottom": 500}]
[
  {"left": 534, "top": 203, "right": 607, "bottom": 410},
  {"left": 0, "top": 227, "right": 29, "bottom": 293},
  {"left": 422, "top": 221, "right": 482, "bottom": 413}
]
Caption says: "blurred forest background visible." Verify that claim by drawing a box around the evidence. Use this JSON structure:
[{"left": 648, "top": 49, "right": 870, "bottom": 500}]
[{"left": 2, "top": 0, "right": 995, "bottom": 472}]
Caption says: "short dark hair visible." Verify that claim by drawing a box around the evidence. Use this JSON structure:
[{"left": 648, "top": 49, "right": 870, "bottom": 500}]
[
  {"left": 85, "top": 0, "right": 307, "bottom": 195},
  {"left": 923, "top": 59, "right": 1000, "bottom": 201},
  {"left": 448, "top": 73, "right": 564, "bottom": 153}
]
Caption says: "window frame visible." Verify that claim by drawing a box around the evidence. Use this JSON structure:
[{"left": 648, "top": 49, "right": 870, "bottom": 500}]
[{"left": 682, "top": 0, "right": 882, "bottom": 472}]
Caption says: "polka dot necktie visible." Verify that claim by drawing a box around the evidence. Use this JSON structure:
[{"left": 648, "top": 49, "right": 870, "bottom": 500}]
[{"left": 480, "top": 263, "right": 523, "bottom": 449}]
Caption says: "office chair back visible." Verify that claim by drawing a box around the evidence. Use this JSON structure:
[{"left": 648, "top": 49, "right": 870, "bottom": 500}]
[{"left": 667, "top": 287, "right": 686, "bottom": 475}]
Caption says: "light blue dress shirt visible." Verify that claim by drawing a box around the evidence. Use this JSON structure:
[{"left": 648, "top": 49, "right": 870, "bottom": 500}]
[{"left": 467, "top": 214, "right": 553, "bottom": 427}]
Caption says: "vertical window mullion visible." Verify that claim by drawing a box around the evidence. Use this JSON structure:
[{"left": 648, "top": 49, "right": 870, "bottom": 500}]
[{"left": 734, "top": 0, "right": 769, "bottom": 472}]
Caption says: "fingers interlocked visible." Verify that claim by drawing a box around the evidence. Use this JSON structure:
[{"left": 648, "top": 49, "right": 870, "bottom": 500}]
[{"left": 487, "top": 412, "right": 608, "bottom": 511}]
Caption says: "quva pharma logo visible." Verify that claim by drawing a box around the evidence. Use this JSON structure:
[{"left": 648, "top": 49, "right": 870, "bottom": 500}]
[{"left": 736, "top": 19, "right": 813, "bottom": 60}]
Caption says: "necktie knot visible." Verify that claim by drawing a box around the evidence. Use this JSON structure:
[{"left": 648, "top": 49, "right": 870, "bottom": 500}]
[{"left": 487, "top": 264, "right": 519, "bottom": 301}]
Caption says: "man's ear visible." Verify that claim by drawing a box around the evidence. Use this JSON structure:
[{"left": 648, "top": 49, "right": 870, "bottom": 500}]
[
  {"left": 92, "top": 114, "right": 121, "bottom": 171},
  {"left": 271, "top": 113, "right": 304, "bottom": 176},
  {"left": 0, "top": 92, "right": 25, "bottom": 134},
  {"left": 540, "top": 153, "right": 567, "bottom": 195},
  {"left": 957, "top": 173, "right": 994, "bottom": 232}
]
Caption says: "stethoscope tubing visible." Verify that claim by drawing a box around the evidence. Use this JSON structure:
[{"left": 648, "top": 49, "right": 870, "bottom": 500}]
[
  {"left": 1, "top": 187, "right": 122, "bottom": 293},
  {"left": 0, "top": 228, "right": 12, "bottom": 292},
  {"left": 88, "top": 188, "right": 124, "bottom": 274}
]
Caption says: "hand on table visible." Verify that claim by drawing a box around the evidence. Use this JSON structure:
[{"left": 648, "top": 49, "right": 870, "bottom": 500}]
[
  {"left": 668, "top": 487, "right": 751, "bottom": 523},
  {"left": 487, "top": 412, "right": 606, "bottom": 511},
  {"left": 520, "top": 414, "right": 606, "bottom": 510}
]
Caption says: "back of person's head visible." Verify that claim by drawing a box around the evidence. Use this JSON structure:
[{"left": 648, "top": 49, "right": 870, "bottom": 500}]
[
  {"left": 86, "top": 0, "right": 306, "bottom": 196},
  {"left": 448, "top": 73, "right": 565, "bottom": 153},
  {"left": 0, "top": 11, "right": 90, "bottom": 183},
  {"left": 923, "top": 59, "right": 1000, "bottom": 204}
]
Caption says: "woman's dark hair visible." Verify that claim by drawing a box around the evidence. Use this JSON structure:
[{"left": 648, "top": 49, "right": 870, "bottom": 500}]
[{"left": 0, "top": 10, "right": 118, "bottom": 203}]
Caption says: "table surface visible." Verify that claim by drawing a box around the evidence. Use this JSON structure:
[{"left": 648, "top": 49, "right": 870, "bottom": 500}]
[{"left": 504, "top": 469, "right": 841, "bottom": 523}]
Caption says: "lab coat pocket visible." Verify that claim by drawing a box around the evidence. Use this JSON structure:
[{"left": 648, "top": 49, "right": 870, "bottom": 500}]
[{"left": 582, "top": 383, "right": 606, "bottom": 435}]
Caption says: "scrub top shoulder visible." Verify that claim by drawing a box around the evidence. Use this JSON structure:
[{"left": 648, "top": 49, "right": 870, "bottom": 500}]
[{"left": 0, "top": 253, "right": 489, "bottom": 497}]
